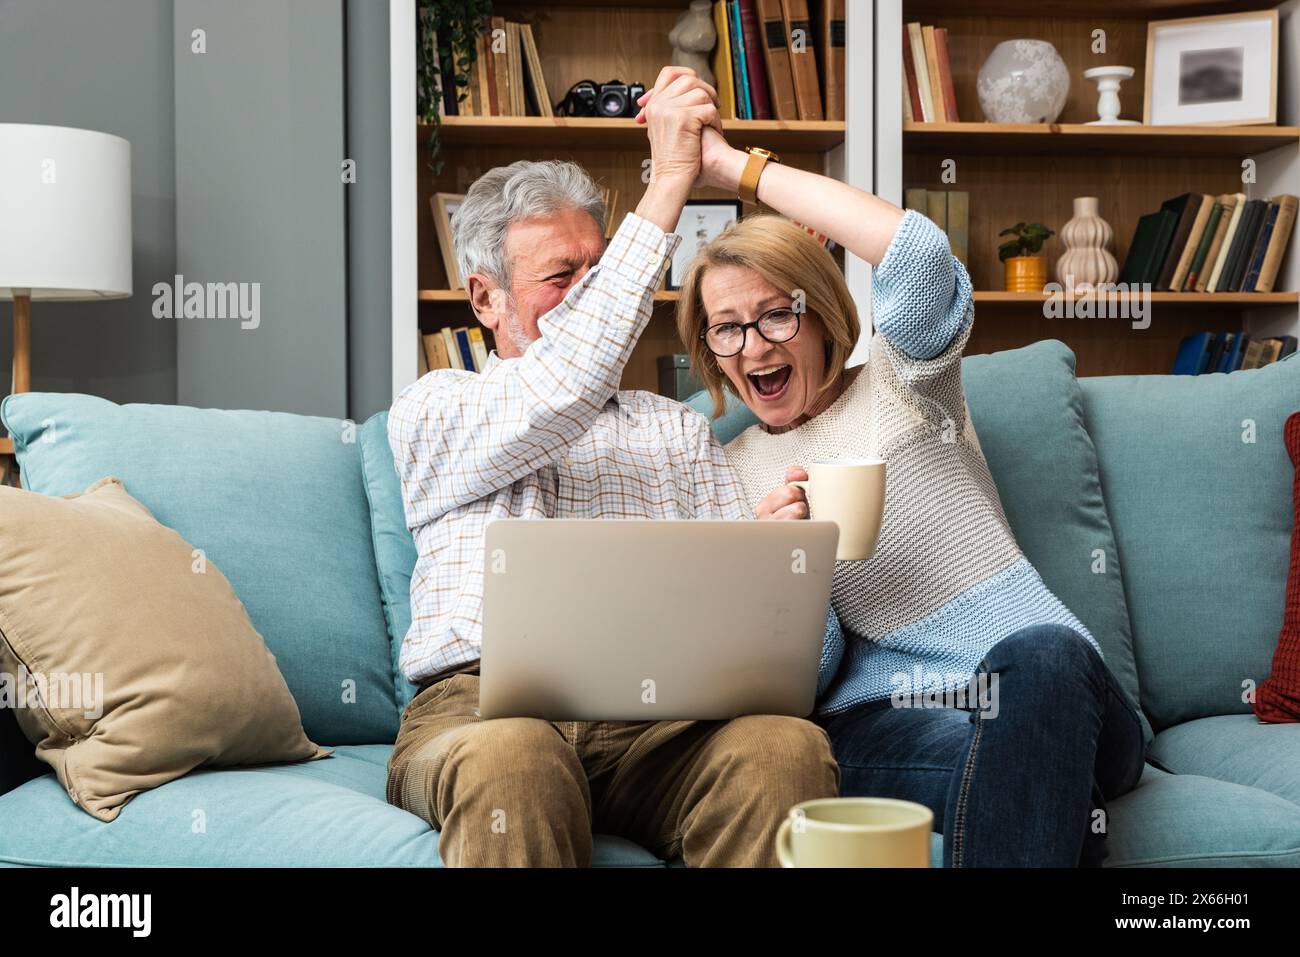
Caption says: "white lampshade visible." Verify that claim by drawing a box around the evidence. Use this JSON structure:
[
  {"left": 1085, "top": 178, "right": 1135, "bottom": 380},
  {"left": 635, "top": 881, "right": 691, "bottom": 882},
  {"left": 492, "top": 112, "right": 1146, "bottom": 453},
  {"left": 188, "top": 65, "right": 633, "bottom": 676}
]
[{"left": 0, "top": 123, "right": 132, "bottom": 301}]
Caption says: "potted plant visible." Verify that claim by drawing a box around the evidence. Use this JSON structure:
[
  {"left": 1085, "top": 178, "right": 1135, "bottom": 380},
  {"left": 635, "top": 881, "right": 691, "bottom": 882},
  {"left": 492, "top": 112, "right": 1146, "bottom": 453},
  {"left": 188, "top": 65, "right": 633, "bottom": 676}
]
[
  {"left": 417, "top": 0, "right": 495, "bottom": 172},
  {"left": 998, "top": 222, "right": 1055, "bottom": 292}
]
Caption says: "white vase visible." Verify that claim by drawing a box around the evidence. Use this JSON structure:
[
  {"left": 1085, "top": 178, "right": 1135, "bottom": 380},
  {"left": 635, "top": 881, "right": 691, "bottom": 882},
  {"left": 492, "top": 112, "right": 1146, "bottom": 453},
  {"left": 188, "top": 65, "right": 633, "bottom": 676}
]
[
  {"left": 1056, "top": 196, "right": 1118, "bottom": 289},
  {"left": 977, "top": 39, "right": 1070, "bottom": 124}
]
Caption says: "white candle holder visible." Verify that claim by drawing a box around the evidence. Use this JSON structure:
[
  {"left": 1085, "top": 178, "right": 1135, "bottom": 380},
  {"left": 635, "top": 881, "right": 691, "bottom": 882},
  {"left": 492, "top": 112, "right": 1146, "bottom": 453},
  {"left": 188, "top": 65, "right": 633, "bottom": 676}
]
[{"left": 1083, "top": 66, "right": 1139, "bottom": 125}]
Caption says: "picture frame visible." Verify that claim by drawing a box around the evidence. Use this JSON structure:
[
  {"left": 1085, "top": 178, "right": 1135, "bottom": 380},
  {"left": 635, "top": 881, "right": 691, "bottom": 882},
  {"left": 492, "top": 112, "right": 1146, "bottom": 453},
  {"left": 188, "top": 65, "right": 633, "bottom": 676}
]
[
  {"left": 430, "top": 192, "right": 465, "bottom": 289},
  {"left": 667, "top": 200, "right": 743, "bottom": 290},
  {"left": 1143, "top": 10, "right": 1278, "bottom": 127}
]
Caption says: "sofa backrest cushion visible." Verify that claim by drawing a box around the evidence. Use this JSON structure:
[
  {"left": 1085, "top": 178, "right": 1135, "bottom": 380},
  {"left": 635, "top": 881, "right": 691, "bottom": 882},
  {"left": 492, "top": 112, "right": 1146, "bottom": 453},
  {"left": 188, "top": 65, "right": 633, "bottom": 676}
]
[
  {"left": 688, "top": 339, "right": 1151, "bottom": 744},
  {"left": 962, "top": 340, "right": 1148, "bottom": 742},
  {"left": 1, "top": 393, "right": 402, "bottom": 745},
  {"left": 1080, "top": 355, "right": 1299, "bottom": 731},
  {"left": 359, "top": 412, "right": 419, "bottom": 712}
]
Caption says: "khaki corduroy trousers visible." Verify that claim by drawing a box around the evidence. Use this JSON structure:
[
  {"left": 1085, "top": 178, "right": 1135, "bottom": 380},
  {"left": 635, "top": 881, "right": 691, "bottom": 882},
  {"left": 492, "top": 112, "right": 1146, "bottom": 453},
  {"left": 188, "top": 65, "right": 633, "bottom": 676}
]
[{"left": 386, "top": 673, "right": 840, "bottom": 867}]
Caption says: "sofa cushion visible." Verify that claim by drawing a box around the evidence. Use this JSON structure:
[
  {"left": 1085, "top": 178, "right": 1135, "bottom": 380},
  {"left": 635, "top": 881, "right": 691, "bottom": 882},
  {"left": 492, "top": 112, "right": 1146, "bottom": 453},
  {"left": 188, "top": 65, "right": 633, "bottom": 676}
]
[
  {"left": 1080, "top": 356, "right": 1299, "bottom": 731},
  {"left": 0, "top": 748, "right": 664, "bottom": 867},
  {"left": 359, "top": 412, "right": 419, "bottom": 712},
  {"left": 686, "top": 386, "right": 760, "bottom": 445},
  {"left": 0, "top": 393, "right": 401, "bottom": 744},
  {"left": 0, "top": 477, "right": 328, "bottom": 822},
  {"left": 1256, "top": 411, "right": 1300, "bottom": 721},
  {"left": 1103, "top": 762, "right": 1300, "bottom": 866},
  {"left": 962, "top": 340, "right": 1147, "bottom": 744},
  {"left": 1149, "top": 714, "right": 1300, "bottom": 808},
  {"left": 689, "top": 340, "right": 1149, "bottom": 743}
]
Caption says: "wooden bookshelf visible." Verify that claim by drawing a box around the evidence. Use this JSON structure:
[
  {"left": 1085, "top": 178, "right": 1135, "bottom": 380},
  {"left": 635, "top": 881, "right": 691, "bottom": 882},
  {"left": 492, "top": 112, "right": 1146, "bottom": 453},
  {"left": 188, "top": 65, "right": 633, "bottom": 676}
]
[
  {"left": 421, "top": 288, "right": 683, "bottom": 302},
  {"left": 889, "top": 1, "right": 1300, "bottom": 376},
  {"left": 424, "top": 288, "right": 1298, "bottom": 307},
  {"left": 905, "top": 0, "right": 1280, "bottom": 17},
  {"left": 904, "top": 121, "right": 1300, "bottom": 158},
  {"left": 975, "top": 291, "right": 1300, "bottom": 307},
  {"left": 430, "top": 116, "right": 846, "bottom": 152},
  {"left": 414, "top": 0, "right": 861, "bottom": 394}
]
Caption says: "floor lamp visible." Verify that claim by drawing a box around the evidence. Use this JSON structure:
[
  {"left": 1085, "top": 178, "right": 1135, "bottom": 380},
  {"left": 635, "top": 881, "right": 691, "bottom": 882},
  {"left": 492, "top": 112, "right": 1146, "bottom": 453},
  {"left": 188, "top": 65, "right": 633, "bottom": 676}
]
[{"left": 0, "top": 124, "right": 132, "bottom": 480}]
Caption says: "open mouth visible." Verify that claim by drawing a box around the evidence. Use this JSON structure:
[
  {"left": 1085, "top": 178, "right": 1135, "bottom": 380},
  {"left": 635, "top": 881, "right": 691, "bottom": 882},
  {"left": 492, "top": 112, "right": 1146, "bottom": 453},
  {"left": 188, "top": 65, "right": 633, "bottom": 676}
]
[{"left": 747, "top": 364, "right": 792, "bottom": 400}]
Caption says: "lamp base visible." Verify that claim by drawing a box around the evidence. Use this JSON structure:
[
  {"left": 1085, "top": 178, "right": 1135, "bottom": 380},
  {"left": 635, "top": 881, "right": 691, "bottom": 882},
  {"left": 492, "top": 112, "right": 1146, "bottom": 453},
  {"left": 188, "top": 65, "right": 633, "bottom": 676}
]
[{"left": 12, "top": 293, "right": 30, "bottom": 395}]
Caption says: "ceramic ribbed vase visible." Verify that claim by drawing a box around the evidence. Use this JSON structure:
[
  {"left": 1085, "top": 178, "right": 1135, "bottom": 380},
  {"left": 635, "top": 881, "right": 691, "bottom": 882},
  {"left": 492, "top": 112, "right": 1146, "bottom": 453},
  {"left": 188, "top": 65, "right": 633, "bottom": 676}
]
[{"left": 1055, "top": 196, "right": 1117, "bottom": 289}]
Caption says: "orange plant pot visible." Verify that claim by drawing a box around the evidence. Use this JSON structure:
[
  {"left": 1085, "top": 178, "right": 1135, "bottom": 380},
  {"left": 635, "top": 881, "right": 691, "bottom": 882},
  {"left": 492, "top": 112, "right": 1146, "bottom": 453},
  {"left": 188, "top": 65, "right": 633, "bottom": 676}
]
[{"left": 1003, "top": 255, "right": 1047, "bottom": 292}]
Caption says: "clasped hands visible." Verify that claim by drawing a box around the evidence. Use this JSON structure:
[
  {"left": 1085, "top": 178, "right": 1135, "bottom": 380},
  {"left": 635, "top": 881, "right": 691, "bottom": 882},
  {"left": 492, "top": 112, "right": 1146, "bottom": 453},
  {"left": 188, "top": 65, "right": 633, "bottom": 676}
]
[{"left": 634, "top": 66, "right": 745, "bottom": 194}]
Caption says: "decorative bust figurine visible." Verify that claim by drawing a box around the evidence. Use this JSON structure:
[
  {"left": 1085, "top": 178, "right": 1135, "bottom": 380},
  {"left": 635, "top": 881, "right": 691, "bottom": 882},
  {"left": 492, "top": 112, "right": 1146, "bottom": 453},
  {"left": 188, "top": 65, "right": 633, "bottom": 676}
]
[{"left": 670, "top": 0, "right": 717, "bottom": 87}]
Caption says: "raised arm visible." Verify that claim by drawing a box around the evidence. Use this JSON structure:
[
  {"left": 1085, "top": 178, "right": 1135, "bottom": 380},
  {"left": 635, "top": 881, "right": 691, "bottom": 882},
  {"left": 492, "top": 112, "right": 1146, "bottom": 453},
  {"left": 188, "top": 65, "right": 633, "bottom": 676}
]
[
  {"left": 390, "top": 68, "right": 722, "bottom": 523},
  {"left": 389, "top": 213, "right": 677, "bottom": 520},
  {"left": 694, "top": 127, "right": 970, "bottom": 350},
  {"left": 687, "top": 125, "right": 973, "bottom": 423},
  {"left": 693, "top": 127, "right": 905, "bottom": 266}
]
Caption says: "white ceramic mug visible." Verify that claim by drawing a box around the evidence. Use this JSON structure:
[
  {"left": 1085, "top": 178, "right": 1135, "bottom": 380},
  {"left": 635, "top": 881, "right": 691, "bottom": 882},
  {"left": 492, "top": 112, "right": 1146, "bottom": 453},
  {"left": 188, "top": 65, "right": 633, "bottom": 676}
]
[
  {"left": 776, "top": 797, "right": 933, "bottom": 867},
  {"left": 789, "top": 459, "right": 886, "bottom": 561}
]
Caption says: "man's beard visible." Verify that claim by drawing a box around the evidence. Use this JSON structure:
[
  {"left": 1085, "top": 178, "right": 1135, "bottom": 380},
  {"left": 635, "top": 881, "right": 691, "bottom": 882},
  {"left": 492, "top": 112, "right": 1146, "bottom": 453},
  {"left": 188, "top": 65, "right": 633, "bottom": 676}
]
[
  {"left": 490, "top": 287, "right": 537, "bottom": 354},
  {"left": 502, "top": 308, "right": 536, "bottom": 353}
]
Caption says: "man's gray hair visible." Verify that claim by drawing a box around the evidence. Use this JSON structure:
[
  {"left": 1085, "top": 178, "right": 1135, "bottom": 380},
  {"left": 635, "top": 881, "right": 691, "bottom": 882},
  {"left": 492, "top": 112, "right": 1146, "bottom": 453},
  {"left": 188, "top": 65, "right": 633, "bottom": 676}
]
[{"left": 452, "top": 159, "right": 606, "bottom": 286}]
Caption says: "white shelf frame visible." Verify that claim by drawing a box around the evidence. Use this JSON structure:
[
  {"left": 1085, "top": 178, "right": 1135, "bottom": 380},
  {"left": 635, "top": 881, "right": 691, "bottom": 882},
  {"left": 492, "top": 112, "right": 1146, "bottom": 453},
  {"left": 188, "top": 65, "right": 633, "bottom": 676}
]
[{"left": 391, "top": 0, "right": 419, "bottom": 399}]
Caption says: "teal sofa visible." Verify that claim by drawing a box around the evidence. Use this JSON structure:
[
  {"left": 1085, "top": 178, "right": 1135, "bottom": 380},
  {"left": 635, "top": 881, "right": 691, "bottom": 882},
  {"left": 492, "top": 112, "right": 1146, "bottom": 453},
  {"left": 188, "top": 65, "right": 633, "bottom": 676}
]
[{"left": 1, "top": 340, "right": 1298, "bottom": 867}]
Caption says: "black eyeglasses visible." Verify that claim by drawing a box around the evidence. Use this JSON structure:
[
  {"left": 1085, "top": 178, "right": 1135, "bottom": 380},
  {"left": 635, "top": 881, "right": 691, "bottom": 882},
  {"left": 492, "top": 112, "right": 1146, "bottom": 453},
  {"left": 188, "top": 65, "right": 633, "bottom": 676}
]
[{"left": 700, "top": 307, "right": 801, "bottom": 357}]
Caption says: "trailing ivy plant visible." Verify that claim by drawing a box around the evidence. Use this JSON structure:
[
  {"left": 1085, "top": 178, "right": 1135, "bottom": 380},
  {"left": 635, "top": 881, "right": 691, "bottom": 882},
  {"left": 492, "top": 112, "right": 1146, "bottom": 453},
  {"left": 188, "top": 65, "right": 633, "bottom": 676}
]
[
  {"left": 417, "top": 0, "right": 494, "bottom": 173},
  {"left": 997, "top": 222, "right": 1054, "bottom": 262}
]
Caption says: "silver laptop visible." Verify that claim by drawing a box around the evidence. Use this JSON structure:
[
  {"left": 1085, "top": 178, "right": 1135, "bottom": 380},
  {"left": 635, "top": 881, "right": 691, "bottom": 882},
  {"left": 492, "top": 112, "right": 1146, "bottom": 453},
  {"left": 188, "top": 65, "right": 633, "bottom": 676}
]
[{"left": 480, "top": 519, "right": 839, "bottom": 721}]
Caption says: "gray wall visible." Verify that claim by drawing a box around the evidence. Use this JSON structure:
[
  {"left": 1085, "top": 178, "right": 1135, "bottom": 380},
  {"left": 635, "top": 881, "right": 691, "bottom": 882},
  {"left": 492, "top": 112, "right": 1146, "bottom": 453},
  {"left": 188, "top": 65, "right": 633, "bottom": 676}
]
[
  {"left": 174, "top": 0, "right": 348, "bottom": 418},
  {"left": 1, "top": 0, "right": 388, "bottom": 422},
  {"left": 0, "top": 0, "right": 177, "bottom": 406},
  {"left": 346, "top": 0, "right": 392, "bottom": 422}
]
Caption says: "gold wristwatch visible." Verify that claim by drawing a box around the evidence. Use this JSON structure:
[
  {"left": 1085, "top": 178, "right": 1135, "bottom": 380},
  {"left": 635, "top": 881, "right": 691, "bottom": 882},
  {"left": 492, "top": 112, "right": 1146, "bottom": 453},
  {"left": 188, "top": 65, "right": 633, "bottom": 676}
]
[{"left": 738, "top": 146, "right": 780, "bottom": 206}]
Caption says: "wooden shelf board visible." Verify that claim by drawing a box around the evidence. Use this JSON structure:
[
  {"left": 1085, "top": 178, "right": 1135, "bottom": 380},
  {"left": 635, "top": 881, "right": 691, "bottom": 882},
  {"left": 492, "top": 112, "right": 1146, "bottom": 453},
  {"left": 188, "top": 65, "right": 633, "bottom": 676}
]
[
  {"left": 498, "top": 0, "right": 687, "bottom": 6},
  {"left": 421, "top": 289, "right": 1295, "bottom": 306},
  {"left": 426, "top": 117, "right": 845, "bottom": 152},
  {"left": 421, "top": 289, "right": 682, "bottom": 302},
  {"left": 904, "top": 0, "right": 1279, "bottom": 17},
  {"left": 974, "top": 291, "right": 1299, "bottom": 307},
  {"left": 904, "top": 121, "right": 1300, "bottom": 157}
]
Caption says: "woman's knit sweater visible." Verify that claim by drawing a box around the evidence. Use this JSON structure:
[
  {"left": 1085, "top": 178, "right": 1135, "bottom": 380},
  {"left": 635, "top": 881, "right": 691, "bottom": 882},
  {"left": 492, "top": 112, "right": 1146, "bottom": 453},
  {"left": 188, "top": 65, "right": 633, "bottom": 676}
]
[{"left": 725, "top": 209, "right": 1099, "bottom": 715}]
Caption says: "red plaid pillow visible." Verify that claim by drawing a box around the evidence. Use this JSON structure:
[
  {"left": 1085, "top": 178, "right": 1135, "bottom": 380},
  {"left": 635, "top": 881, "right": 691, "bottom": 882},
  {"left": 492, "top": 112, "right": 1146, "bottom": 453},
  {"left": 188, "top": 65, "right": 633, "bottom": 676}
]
[{"left": 1256, "top": 411, "right": 1300, "bottom": 722}]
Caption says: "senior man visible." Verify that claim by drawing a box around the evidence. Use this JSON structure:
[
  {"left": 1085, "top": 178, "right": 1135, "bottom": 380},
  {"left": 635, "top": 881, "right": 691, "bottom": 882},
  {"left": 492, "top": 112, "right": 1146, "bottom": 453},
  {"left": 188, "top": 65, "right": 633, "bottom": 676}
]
[{"left": 385, "top": 68, "right": 839, "bottom": 867}]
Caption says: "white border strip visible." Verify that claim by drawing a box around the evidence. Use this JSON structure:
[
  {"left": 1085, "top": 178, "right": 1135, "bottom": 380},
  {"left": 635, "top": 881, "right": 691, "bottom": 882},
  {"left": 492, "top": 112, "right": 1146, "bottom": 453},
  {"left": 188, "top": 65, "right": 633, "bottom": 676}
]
[{"left": 390, "top": 0, "right": 417, "bottom": 398}]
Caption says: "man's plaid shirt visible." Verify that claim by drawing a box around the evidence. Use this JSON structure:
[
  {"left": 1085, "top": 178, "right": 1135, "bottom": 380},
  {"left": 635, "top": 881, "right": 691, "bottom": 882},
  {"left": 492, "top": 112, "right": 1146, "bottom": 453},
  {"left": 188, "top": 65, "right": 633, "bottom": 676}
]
[{"left": 388, "top": 212, "right": 751, "bottom": 683}]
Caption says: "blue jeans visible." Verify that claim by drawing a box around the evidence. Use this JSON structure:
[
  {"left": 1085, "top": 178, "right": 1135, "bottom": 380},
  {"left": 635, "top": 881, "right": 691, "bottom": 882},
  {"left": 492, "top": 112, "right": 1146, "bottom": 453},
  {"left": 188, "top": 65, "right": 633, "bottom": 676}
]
[{"left": 816, "top": 624, "right": 1147, "bottom": 867}]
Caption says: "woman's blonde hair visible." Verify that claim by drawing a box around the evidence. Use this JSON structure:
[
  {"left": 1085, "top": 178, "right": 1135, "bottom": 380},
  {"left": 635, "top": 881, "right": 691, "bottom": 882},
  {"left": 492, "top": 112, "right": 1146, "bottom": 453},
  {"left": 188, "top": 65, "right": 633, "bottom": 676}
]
[{"left": 675, "top": 214, "right": 860, "bottom": 419}]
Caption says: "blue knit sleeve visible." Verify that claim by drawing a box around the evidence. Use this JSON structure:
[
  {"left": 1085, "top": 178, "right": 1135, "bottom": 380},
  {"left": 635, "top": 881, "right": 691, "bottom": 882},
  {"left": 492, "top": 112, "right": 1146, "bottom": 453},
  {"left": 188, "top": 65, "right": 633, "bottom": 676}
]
[
  {"left": 816, "top": 605, "right": 846, "bottom": 700},
  {"left": 871, "top": 208, "right": 973, "bottom": 361}
]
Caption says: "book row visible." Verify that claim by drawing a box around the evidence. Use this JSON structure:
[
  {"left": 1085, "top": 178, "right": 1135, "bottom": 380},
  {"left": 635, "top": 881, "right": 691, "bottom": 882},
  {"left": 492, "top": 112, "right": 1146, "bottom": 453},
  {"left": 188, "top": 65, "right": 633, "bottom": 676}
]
[
  {"left": 430, "top": 17, "right": 552, "bottom": 118},
  {"left": 419, "top": 327, "right": 490, "bottom": 374},
  {"left": 1120, "top": 193, "right": 1297, "bottom": 294},
  {"left": 709, "top": 0, "right": 845, "bottom": 123},
  {"left": 1172, "top": 332, "right": 1297, "bottom": 375},
  {"left": 902, "top": 21, "right": 960, "bottom": 124}
]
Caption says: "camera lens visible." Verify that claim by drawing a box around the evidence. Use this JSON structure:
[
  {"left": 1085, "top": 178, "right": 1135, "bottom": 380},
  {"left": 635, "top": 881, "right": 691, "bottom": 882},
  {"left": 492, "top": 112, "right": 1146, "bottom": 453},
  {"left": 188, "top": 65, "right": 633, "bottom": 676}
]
[{"left": 598, "top": 89, "right": 629, "bottom": 117}]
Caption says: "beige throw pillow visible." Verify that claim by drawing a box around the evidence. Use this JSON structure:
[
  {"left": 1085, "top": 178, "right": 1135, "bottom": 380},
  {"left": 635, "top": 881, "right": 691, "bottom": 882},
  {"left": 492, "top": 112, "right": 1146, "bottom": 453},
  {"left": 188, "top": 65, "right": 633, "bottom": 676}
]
[{"left": 0, "top": 476, "right": 330, "bottom": 821}]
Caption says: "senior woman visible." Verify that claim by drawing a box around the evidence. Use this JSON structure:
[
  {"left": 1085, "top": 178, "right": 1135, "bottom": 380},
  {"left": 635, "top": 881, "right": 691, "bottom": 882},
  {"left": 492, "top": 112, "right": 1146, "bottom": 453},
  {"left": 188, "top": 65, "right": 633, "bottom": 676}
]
[{"left": 673, "top": 126, "right": 1147, "bottom": 867}]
